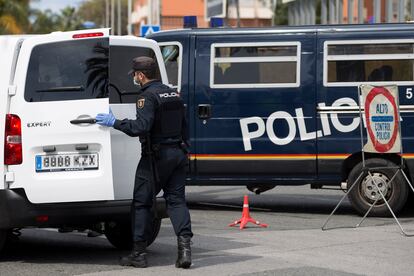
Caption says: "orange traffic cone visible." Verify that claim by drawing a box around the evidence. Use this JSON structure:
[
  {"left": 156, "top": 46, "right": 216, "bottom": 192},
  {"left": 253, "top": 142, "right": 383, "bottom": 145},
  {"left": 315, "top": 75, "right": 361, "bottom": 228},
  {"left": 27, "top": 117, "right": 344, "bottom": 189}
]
[{"left": 229, "top": 195, "right": 268, "bottom": 230}]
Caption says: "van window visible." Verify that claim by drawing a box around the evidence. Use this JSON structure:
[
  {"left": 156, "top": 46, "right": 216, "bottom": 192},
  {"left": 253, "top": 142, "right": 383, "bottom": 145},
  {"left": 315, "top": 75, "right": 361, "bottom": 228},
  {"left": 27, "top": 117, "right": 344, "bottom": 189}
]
[
  {"left": 325, "top": 40, "right": 414, "bottom": 86},
  {"left": 160, "top": 43, "right": 182, "bottom": 90},
  {"left": 25, "top": 38, "right": 109, "bottom": 102},
  {"left": 109, "top": 46, "right": 159, "bottom": 104},
  {"left": 211, "top": 42, "right": 300, "bottom": 88}
]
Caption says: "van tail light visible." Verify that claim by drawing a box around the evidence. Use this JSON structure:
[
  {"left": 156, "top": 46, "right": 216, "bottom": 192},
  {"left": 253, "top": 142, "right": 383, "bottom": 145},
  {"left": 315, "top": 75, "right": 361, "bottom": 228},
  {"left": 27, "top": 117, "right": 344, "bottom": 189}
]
[
  {"left": 72, "top": 32, "right": 104, "bottom": 39},
  {"left": 5, "top": 114, "right": 22, "bottom": 165}
]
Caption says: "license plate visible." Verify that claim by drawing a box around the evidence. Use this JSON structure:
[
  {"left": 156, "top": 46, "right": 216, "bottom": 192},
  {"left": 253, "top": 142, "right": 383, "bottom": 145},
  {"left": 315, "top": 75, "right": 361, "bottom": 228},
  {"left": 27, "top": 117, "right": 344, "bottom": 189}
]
[{"left": 35, "top": 153, "right": 99, "bottom": 172}]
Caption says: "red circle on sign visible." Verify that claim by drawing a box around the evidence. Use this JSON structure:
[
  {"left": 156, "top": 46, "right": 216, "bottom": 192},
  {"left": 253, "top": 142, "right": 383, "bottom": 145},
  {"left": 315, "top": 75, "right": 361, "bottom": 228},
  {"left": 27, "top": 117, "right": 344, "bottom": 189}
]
[{"left": 364, "top": 87, "right": 399, "bottom": 153}]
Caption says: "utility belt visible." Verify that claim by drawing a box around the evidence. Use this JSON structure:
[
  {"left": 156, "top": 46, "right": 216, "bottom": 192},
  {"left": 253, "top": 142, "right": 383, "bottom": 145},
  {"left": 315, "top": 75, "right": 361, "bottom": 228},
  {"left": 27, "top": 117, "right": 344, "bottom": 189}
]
[
  {"left": 142, "top": 141, "right": 187, "bottom": 157},
  {"left": 142, "top": 136, "right": 188, "bottom": 184}
]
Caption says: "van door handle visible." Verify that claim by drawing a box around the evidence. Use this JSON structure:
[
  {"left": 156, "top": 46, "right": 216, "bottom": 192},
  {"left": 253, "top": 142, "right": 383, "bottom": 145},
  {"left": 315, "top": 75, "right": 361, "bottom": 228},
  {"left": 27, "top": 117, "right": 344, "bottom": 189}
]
[
  {"left": 70, "top": 117, "right": 96, "bottom": 125},
  {"left": 198, "top": 104, "right": 212, "bottom": 119}
]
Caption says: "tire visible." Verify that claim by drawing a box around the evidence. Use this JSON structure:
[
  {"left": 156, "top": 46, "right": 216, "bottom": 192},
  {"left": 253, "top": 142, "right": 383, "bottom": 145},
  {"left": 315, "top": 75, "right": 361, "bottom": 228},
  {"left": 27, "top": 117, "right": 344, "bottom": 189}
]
[
  {"left": 347, "top": 158, "right": 409, "bottom": 217},
  {"left": 0, "top": 229, "right": 6, "bottom": 254},
  {"left": 105, "top": 218, "right": 162, "bottom": 250},
  {"left": 148, "top": 218, "right": 162, "bottom": 246}
]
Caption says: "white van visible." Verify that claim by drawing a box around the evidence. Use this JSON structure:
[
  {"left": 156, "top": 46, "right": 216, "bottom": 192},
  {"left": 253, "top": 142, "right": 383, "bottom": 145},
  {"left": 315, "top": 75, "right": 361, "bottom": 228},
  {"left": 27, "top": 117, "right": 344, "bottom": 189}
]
[{"left": 0, "top": 29, "right": 169, "bottom": 252}]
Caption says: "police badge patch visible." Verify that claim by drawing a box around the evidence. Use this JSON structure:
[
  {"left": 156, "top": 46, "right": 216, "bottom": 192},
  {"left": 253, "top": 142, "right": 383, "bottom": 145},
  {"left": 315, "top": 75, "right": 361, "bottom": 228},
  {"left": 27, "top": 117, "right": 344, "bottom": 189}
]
[{"left": 137, "top": 98, "right": 145, "bottom": 109}]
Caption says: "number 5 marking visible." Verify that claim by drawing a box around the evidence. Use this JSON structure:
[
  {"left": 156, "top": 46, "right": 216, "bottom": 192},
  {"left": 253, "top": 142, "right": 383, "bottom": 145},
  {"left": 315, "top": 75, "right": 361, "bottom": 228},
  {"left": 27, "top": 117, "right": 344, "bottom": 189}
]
[{"left": 406, "top": 88, "right": 413, "bottom": 99}]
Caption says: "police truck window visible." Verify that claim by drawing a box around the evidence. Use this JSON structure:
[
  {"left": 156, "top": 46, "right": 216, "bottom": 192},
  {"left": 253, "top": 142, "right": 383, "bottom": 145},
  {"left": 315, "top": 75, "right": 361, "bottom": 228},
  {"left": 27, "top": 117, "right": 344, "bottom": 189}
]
[
  {"left": 325, "top": 40, "right": 414, "bottom": 86},
  {"left": 211, "top": 42, "right": 301, "bottom": 88},
  {"left": 160, "top": 45, "right": 180, "bottom": 88}
]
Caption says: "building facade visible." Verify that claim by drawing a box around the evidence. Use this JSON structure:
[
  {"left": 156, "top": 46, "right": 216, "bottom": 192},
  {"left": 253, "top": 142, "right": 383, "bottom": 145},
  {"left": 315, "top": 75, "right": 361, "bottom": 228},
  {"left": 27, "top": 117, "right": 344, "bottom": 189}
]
[
  {"left": 131, "top": 0, "right": 274, "bottom": 35},
  {"left": 287, "top": 0, "right": 414, "bottom": 25}
]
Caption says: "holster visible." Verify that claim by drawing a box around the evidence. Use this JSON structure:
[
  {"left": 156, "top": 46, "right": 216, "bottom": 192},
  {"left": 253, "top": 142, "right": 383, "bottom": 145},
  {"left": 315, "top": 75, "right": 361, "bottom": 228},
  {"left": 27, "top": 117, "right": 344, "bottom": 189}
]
[
  {"left": 151, "top": 144, "right": 161, "bottom": 160},
  {"left": 145, "top": 135, "right": 160, "bottom": 221},
  {"left": 144, "top": 136, "right": 160, "bottom": 184}
]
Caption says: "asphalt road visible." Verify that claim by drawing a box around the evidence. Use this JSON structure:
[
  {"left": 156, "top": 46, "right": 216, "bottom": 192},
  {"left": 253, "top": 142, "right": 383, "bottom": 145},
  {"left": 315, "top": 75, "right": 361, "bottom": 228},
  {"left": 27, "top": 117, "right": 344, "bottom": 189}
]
[{"left": 1, "top": 185, "right": 414, "bottom": 276}]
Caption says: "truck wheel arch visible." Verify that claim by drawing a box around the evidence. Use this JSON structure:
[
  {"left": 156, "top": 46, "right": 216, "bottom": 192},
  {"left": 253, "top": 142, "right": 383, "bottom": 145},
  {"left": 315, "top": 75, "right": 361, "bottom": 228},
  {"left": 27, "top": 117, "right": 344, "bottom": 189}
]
[{"left": 341, "top": 152, "right": 411, "bottom": 183}]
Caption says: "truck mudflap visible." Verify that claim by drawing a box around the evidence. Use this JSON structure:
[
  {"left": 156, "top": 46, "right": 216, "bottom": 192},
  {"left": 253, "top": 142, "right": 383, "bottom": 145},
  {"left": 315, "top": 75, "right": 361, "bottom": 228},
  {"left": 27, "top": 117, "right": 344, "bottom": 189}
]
[{"left": 0, "top": 188, "right": 167, "bottom": 229}]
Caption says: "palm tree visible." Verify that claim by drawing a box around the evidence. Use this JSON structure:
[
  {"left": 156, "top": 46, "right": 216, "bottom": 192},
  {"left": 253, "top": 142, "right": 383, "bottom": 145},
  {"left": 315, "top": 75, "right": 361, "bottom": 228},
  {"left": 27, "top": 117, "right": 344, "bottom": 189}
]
[
  {"left": 58, "top": 6, "right": 82, "bottom": 31},
  {"left": 0, "top": 0, "right": 30, "bottom": 34}
]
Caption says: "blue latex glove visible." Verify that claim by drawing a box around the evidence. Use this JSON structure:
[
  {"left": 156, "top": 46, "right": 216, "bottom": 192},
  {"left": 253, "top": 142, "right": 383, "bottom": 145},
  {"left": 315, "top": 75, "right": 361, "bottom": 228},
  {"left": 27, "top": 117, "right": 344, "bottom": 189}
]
[{"left": 96, "top": 108, "right": 116, "bottom": 127}]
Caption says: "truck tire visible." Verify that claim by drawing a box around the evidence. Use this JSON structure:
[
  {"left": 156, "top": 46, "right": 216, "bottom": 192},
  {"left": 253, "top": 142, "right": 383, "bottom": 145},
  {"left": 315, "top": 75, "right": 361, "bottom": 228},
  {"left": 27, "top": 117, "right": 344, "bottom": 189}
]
[
  {"left": 105, "top": 218, "right": 162, "bottom": 250},
  {"left": 0, "top": 229, "right": 6, "bottom": 254},
  {"left": 347, "top": 158, "right": 409, "bottom": 217}
]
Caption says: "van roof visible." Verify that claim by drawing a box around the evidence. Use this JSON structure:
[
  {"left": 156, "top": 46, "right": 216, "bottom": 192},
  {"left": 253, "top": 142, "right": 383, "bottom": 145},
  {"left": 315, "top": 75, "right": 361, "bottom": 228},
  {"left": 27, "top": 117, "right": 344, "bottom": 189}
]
[
  {"left": 0, "top": 35, "right": 37, "bottom": 39},
  {"left": 148, "top": 22, "right": 414, "bottom": 39}
]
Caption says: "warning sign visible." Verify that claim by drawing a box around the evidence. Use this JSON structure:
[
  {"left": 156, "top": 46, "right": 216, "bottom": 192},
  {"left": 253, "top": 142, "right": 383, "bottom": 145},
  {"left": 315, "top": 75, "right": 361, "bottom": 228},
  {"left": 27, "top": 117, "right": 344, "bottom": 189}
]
[{"left": 361, "top": 85, "right": 401, "bottom": 153}]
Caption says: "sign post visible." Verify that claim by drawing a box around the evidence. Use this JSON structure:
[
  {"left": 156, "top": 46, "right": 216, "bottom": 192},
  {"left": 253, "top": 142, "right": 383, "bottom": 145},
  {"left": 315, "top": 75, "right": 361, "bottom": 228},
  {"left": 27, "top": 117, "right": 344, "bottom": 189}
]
[
  {"left": 205, "top": 0, "right": 227, "bottom": 20},
  {"left": 322, "top": 85, "right": 414, "bottom": 237},
  {"left": 361, "top": 85, "right": 401, "bottom": 153},
  {"left": 140, "top": 25, "right": 160, "bottom": 37}
]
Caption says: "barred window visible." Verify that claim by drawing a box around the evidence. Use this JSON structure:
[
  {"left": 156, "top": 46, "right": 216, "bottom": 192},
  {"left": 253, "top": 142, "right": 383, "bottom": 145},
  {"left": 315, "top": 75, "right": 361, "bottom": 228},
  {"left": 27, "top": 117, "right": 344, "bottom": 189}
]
[
  {"left": 325, "top": 40, "right": 414, "bottom": 86},
  {"left": 211, "top": 42, "right": 301, "bottom": 88}
]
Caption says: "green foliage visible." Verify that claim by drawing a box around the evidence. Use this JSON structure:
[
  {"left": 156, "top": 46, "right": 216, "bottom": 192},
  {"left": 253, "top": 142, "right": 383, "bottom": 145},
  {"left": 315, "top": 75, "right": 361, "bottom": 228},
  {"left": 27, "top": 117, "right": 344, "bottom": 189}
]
[
  {"left": 58, "top": 6, "right": 83, "bottom": 31},
  {"left": 30, "top": 9, "right": 59, "bottom": 34},
  {"left": 1, "top": 0, "right": 129, "bottom": 35},
  {"left": 273, "top": 0, "right": 323, "bottom": 25},
  {"left": 77, "top": 0, "right": 129, "bottom": 34},
  {"left": 274, "top": 0, "right": 288, "bottom": 26},
  {"left": 0, "top": 0, "right": 30, "bottom": 34},
  {"left": 31, "top": 6, "right": 83, "bottom": 33},
  {"left": 77, "top": 0, "right": 107, "bottom": 28}
]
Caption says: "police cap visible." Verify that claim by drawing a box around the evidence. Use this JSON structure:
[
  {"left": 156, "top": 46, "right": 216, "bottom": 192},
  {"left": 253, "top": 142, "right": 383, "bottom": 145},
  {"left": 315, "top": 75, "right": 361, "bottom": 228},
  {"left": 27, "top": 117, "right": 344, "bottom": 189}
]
[{"left": 128, "top": 56, "right": 156, "bottom": 75}]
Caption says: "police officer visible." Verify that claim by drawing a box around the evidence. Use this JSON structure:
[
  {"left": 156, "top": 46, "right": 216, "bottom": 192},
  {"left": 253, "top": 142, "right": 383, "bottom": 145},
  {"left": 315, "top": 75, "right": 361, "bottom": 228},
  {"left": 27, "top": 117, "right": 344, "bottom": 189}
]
[{"left": 95, "top": 56, "right": 193, "bottom": 269}]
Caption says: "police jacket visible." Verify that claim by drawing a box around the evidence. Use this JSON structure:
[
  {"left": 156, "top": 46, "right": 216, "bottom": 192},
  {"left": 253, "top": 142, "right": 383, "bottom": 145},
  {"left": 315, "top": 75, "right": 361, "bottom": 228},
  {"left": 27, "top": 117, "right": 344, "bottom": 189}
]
[{"left": 113, "top": 80, "right": 188, "bottom": 145}]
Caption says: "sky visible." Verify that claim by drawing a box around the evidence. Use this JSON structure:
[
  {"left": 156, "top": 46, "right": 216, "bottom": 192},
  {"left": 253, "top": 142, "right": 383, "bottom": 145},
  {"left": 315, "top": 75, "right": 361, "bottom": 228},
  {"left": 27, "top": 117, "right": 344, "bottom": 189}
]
[{"left": 30, "top": 0, "right": 83, "bottom": 13}]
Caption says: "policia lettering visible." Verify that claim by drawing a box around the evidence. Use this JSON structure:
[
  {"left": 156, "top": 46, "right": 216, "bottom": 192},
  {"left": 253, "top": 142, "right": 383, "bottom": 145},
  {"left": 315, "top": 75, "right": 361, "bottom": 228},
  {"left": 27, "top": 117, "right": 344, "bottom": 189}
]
[
  {"left": 95, "top": 56, "right": 193, "bottom": 269},
  {"left": 240, "top": 97, "right": 359, "bottom": 151}
]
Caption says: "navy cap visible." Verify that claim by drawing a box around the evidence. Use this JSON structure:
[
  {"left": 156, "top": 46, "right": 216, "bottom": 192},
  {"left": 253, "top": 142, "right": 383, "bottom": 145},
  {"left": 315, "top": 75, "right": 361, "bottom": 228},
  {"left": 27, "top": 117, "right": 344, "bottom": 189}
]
[{"left": 128, "top": 56, "right": 156, "bottom": 75}]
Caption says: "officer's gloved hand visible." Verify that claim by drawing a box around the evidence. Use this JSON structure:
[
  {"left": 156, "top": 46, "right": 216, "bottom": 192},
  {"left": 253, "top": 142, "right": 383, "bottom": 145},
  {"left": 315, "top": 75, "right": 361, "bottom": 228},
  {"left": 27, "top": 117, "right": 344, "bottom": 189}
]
[{"left": 96, "top": 108, "right": 116, "bottom": 127}]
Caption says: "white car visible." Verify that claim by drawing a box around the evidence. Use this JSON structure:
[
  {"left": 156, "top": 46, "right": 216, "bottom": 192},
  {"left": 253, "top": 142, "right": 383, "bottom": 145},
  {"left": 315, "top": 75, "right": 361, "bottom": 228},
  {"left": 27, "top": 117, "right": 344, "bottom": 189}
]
[{"left": 0, "top": 29, "right": 169, "bottom": 252}]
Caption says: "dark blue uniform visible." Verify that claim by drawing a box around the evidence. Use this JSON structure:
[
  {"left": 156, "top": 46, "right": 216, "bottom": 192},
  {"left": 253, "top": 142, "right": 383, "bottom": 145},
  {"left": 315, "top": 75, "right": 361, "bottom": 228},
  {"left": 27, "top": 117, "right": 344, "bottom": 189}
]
[{"left": 114, "top": 80, "right": 193, "bottom": 243}]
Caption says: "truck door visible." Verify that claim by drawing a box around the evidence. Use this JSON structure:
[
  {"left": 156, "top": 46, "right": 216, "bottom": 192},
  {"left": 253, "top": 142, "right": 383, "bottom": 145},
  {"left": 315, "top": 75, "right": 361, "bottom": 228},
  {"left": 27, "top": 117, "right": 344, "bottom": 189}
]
[
  {"left": 193, "top": 33, "right": 318, "bottom": 181},
  {"left": 8, "top": 29, "right": 114, "bottom": 203}
]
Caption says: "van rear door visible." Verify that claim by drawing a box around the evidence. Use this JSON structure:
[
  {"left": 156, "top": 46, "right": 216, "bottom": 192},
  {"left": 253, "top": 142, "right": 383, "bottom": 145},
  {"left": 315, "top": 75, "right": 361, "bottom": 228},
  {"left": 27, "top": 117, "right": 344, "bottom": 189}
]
[
  {"left": 108, "top": 36, "right": 168, "bottom": 200},
  {"left": 8, "top": 29, "right": 114, "bottom": 203}
]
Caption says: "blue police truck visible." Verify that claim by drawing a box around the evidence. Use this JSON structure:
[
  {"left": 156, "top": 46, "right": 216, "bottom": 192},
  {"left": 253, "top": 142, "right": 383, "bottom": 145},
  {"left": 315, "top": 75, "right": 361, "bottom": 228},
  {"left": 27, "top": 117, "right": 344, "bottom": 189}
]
[{"left": 148, "top": 23, "right": 414, "bottom": 217}]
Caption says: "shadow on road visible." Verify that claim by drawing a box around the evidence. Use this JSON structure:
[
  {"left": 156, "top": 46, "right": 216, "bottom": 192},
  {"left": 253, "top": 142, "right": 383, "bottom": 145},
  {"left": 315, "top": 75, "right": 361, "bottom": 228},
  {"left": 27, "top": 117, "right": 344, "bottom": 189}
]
[
  {"left": 187, "top": 190, "right": 414, "bottom": 218},
  {"left": 0, "top": 228, "right": 259, "bottom": 272},
  {"left": 187, "top": 193, "right": 356, "bottom": 215}
]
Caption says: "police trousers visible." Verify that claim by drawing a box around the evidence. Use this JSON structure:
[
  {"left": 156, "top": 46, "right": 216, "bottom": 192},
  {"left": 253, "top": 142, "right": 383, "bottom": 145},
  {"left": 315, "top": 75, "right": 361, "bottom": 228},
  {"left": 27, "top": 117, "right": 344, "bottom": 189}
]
[{"left": 132, "top": 145, "right": 193, "bottom": 243}]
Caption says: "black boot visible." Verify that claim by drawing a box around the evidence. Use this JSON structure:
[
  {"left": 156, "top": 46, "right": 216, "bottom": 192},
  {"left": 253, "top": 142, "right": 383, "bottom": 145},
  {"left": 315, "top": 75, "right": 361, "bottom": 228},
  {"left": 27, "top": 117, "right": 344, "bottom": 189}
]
[
  {"left": 176, "top": 236, "right": 192, "bottom": 269},
  {"left": 119, "top": 241, "right": 147, "bottom": 268}
]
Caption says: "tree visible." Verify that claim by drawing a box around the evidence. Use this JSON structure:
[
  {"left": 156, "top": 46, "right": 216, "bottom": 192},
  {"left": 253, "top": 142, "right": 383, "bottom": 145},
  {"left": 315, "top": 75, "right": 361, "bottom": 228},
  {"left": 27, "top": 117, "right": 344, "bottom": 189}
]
[
  {"left": 77, "top": 0, "right": 129, "bottom": 34},
  {"left": 30, "top": 9, "right": 59, "bottom": 34},
  {"left": 0, "top": 0, "right": 30, "bottom": 34},
  {"left": 273, "top": 0, "right": 288, "bottom": 25},
  {"left": 31, "top": 6, "right": 82, "bottom": 34},
  {"left": 58, "top": 6, "right": 82, "bottom": 31},
  {"left": 1, "top": 0, "right": 129, "bottom": 35},
  {"left": 76, "top": 0, "right": 106, "bottom": 28}
]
